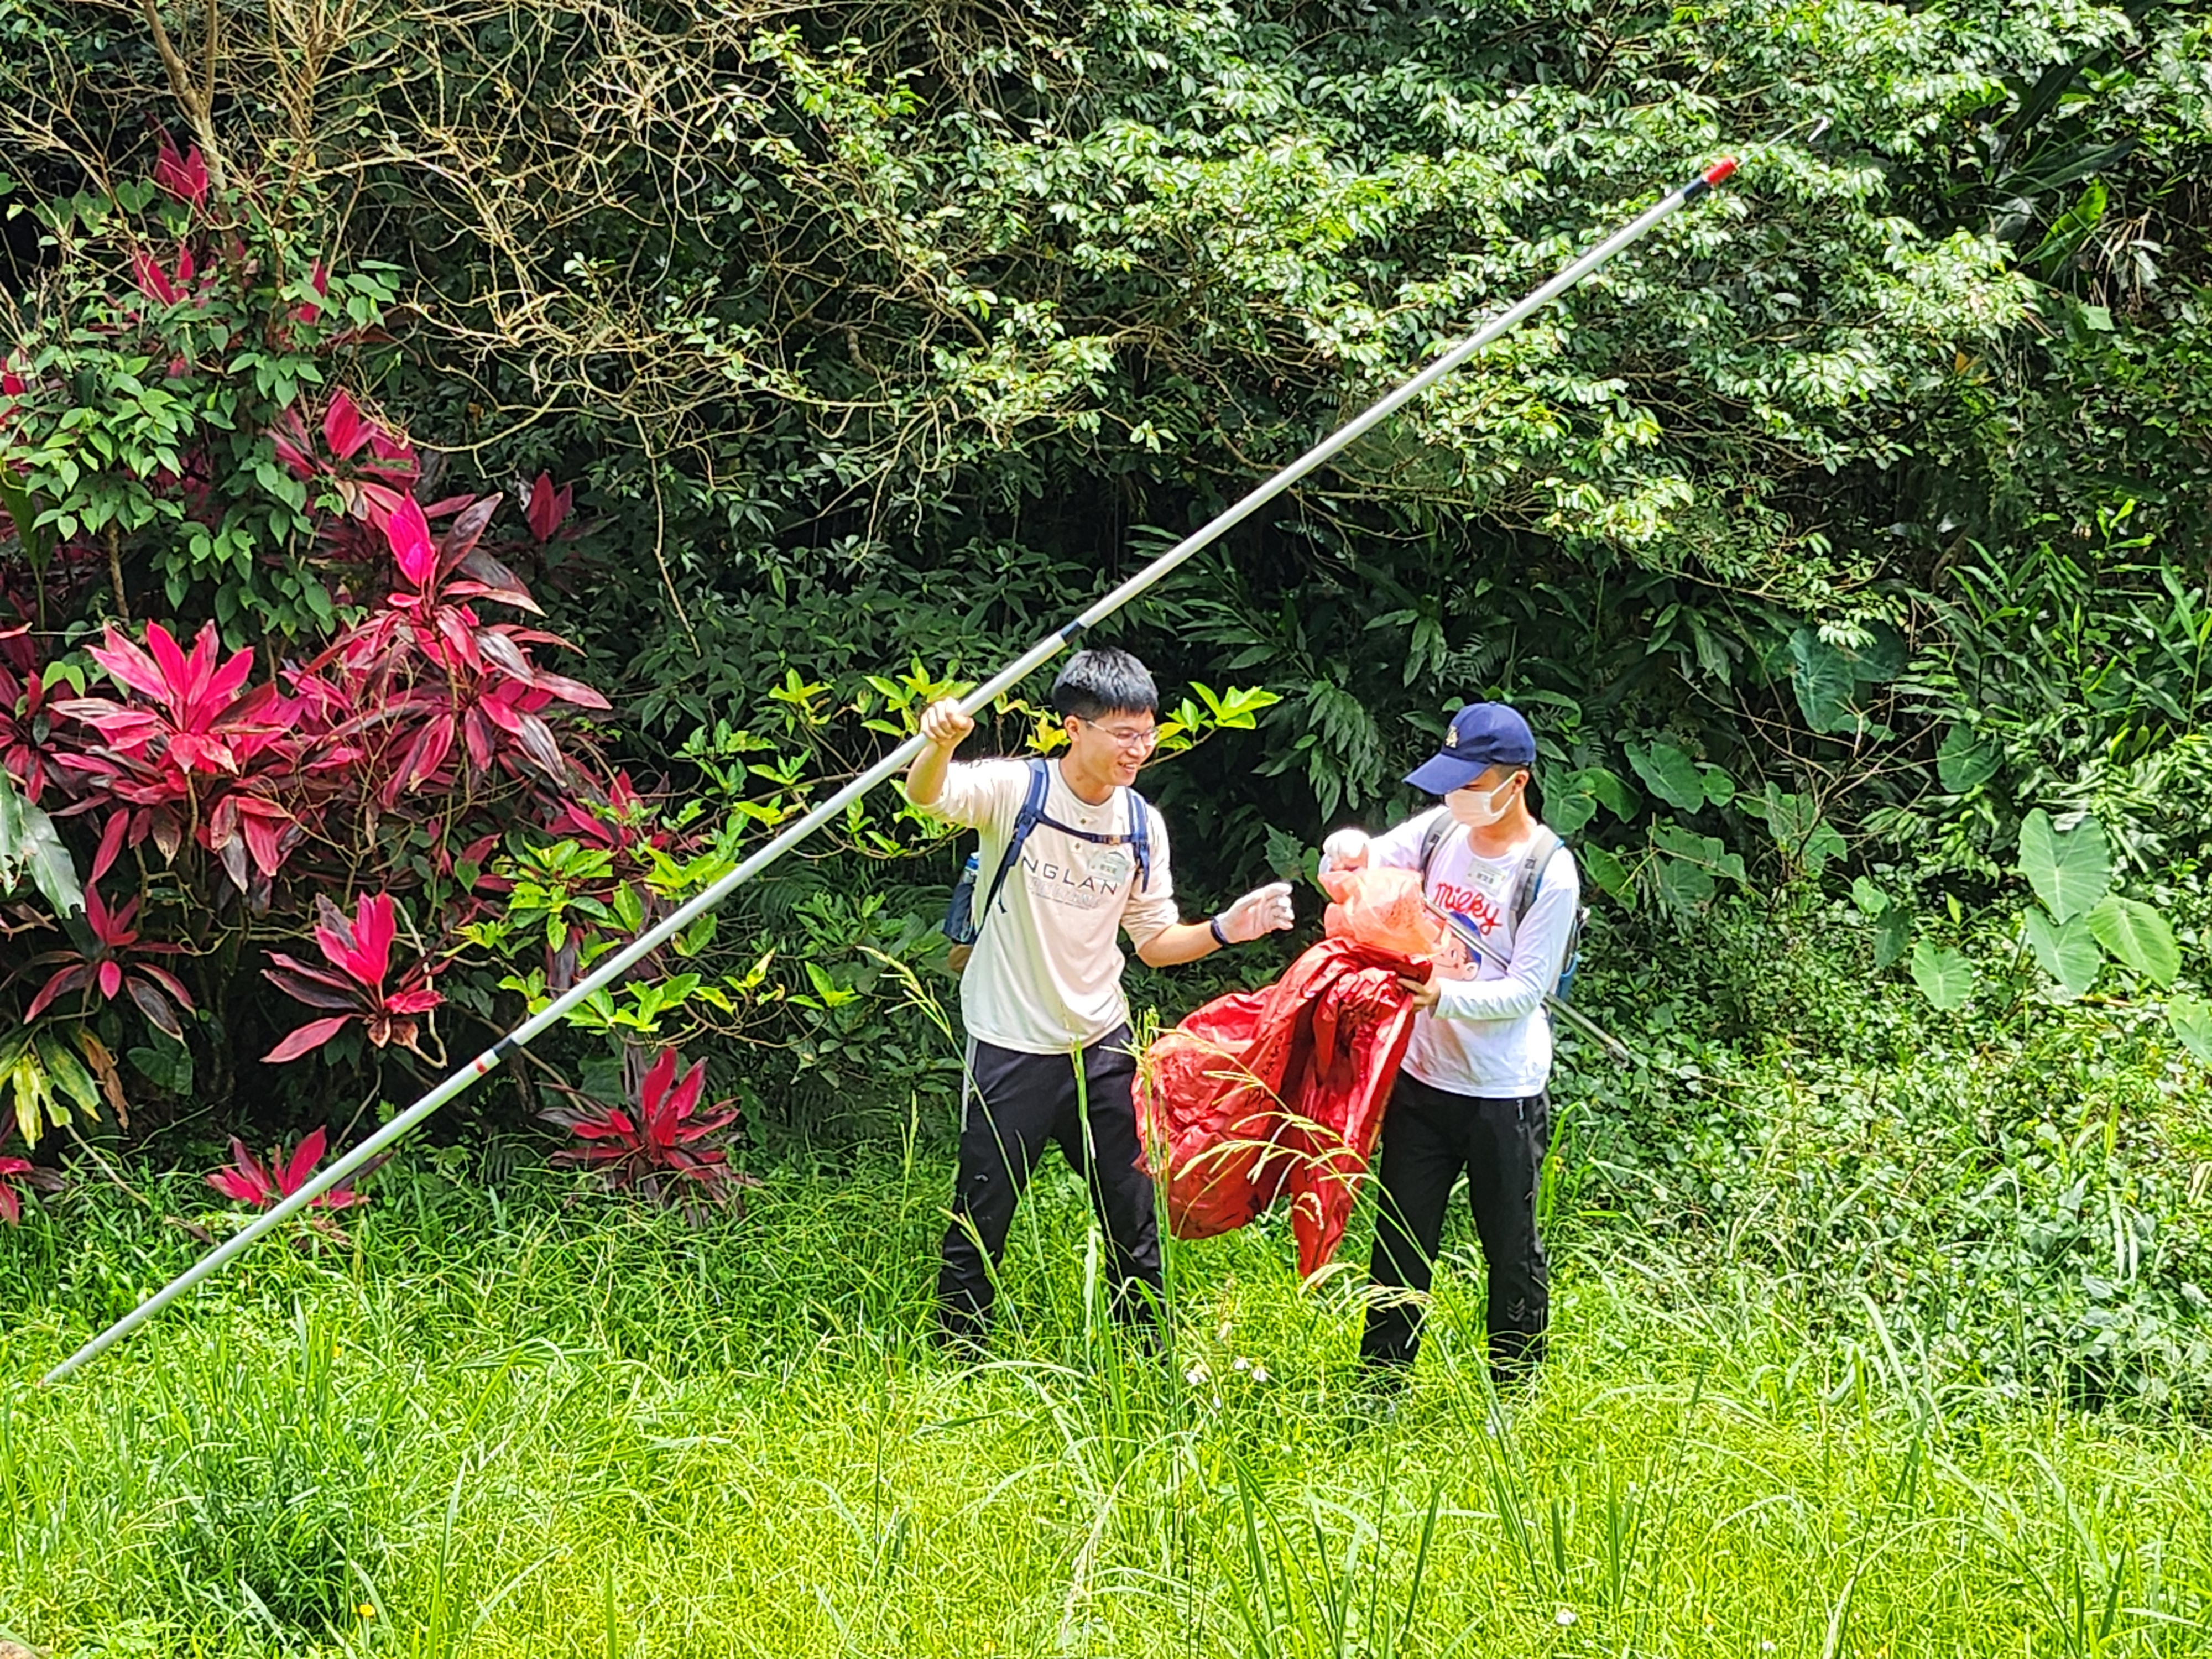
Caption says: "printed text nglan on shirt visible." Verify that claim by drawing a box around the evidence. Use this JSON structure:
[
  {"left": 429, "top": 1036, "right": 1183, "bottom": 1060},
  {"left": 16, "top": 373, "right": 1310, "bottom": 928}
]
[{"left": 929, "top": 759, "right": 1178, "bottom": 1053}]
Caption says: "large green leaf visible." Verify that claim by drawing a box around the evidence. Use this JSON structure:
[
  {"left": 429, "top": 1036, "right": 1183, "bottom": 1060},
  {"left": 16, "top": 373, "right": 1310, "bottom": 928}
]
[
  {"left": 1936, "top": 725, "right": 2000, "bottom": 793},
  {"left": 1624, "top": 742, "right": 1705, "bottom": 812},
  {"left": 1787, "top": 629, "right": 1860, "bottom": 734},
  {"left": 1874, "top": 907, "right": 1911, "bottom": 972},
  {"left": 2023, "top": 906, "right": 2100, "bottom": 999},
  {"left": 1910, "top": 940, "right": 1975, "bottom": 1011},
  {"left": 1580, "top": 844, "right": 1633, "bottom": 906},
  {"left": 0, "top": 469, "right": 51, "bottom": 569},
  {"left": 1581, "top": 768, "right": 1638, "bottom": 820},
  {"left": 1838, "top": 623, "right": 1908, "bottom": 684},
  {"left": 1650, "top": 852, "right": 1715, "bottom": 916},
  {"left": 128, "top": 1039, "right": 196, "bottom": 1097},
  {"left": 34, "top": 1033, "right": 101, "bottom": 1120},
  {"left": 1546, "top": 790, "right": 1597, "bottom": 836},
  {"left": 1651, "top": 822, "right": 1747, "bottom": 884},
  {"left": 1755, "top": 785, "right": 1846, "bottom": 871},
  {"left": 2015, "top": 809, "right": 2111, "bottom": 924},
  {"left": 0, "top": 772, "right": 85, "bottom": 916},
  {"left": 2086, "top": 896, "right": 2179, "bottom": 987},
  {"left": 2169, "top": 994, "right": 2212, "bottom": 1069}
]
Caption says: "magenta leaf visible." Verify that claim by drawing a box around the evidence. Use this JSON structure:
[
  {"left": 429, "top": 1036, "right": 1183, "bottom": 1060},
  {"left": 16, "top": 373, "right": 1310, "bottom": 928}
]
[
  {"left": 153, "top": 135, "right": 210, "bottom": 207},
  {"left": 525, "top": 473, "right": 573, "bottom": 543},
  {"left": 323, "top": 390, "right": 368, "bottom": 460},
  {"left": 265, "top": 1015, "right": 353, "bottom": 1064},
  {"left": 283, "top": 1127, "right": 329, "bottom": 1195},
  {"left": 387, "top": 495, "right": 436, "bottom": 587}
]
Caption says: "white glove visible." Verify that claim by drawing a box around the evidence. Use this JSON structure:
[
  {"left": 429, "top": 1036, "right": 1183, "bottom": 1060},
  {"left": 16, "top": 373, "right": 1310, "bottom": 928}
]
[
  {"left": 1217, "top": 881, "right": 1295, "bottom": 945},
  {"left": 1319, "top": 828, "right": 1370, "bottom": 874}
]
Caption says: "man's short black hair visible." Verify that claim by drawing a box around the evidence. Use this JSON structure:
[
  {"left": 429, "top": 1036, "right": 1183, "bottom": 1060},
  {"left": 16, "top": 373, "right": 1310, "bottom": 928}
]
[{"left": 1051, "top": 648, "right": 1157, "bottom": 721}]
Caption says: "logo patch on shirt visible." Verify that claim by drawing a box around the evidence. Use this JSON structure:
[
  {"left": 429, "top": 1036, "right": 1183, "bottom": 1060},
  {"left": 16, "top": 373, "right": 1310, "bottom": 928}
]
[{"left": 1090, "top": 848, "right": 1132, "bottom": 888}]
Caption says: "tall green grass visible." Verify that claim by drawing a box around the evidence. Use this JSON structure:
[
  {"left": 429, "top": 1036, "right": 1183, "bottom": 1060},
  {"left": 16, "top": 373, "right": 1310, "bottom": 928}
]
[{"left": 2, "top": 1151, "right": 2208, "bottom": 1656}]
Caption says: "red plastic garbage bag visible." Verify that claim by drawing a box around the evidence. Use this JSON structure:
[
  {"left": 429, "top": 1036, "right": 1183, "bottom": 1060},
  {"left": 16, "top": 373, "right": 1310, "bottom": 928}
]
[
  {"left": 1320, "top": 864, "right": 1446, "bottom": 958},
  {"left": 1136, "top": 937, "right": 1426, "bottom": 1277}
]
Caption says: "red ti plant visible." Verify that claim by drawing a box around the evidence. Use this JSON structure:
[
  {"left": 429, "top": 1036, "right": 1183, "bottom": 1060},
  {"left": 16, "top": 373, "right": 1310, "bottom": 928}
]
[
  {"left": 50, "top": 619, "right": 298, "bottom": 873},
  {"left": 152, "top": 134, "right": 211, "bottom": 208},
  {"left": 290, "top": 491, "right": 611, "bottom": 812},
  {"left": 262, "top": 892, "right": 443, "bottom": 1062},
  {"left": 543, "top": 771, "right": 671, "bottom": 867},
  {"left": 56, "top": 619, "right": 288, "bottom": 778},
  {"left": 270, "top": 387, "right": 420, "bottom": 535},
  {"left": 539, "top": 1047, "right": 753, "bottom": 1222},
  {"left": 0, "top": 1156, "right": 61, "bottom": 1225},
  {"left": 206, "top": 1126, "right": 368, "bottom": 1212},
  {"left": 524, "top": 472, "right": 575, "bottom": 544},
  {"left": 205, "top": 1125, "right": 375, "bottom": 1243},
  {"left": 1, "top": 629, "right": 62, "bottom": 804},
  {"left": 20, "top": 813, "right": 195, "bottom": 1041}
]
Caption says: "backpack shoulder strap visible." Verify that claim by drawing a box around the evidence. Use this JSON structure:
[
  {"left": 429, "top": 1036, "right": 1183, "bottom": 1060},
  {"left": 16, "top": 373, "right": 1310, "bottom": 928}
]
[
  {"left": 977, "top": 758, "right": 1051, "bottom": 924},
  {"left": 1124, "top": 786, "right": 1154, "bottom": 889},
  {"left": 1417, "top": 808, "right": 1452, "bottom": 878},
  {"left": 1018, "top": 756, "right": 1051, "bottom": 826},
  {"left": 1509, "top": 824, "right": 1564, "bottom": 927}
]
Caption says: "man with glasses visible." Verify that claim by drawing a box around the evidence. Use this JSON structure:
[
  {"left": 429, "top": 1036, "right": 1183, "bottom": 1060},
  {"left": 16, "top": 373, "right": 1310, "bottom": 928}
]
[{"left": 907, "top": 648, "right": 1295, "bottom": 1348}]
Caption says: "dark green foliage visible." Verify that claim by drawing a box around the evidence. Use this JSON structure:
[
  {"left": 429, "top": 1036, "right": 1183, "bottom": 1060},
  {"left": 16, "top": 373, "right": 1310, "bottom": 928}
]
[
  {"left": 3, "top": 0, "right": 2210, "bottom": 1357},
  {"left": 1563, "top": 890, "right": 2212, "bottom": 1417}
]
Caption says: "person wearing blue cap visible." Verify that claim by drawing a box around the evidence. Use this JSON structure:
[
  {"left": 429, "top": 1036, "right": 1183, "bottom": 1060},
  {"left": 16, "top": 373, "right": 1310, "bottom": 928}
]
[{"left": 1319, "top": 701, "right": 1581, "bottom": 1390}]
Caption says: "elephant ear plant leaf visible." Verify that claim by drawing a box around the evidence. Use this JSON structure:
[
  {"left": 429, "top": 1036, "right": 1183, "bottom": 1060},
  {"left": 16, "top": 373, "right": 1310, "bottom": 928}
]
[
  {"left": 1910, "top": 940, "right": 1976, "bottom": 1013},
  {"left": 2168, "top": 994, "right": 2212, "bottom": 1070},
  {"left": 2024, "top": 907, "right": 2103, "bottom": 1000},
  {"left": 2086, "top": 896, "right": 2180, "bottom": 988},
  {"left": 2017, "top": 808, "right": 2112, "bottom": 925}
]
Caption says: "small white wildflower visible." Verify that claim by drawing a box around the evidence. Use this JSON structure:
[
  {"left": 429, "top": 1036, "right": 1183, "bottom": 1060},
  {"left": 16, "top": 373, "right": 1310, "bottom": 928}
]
[
  {"left": 1555, "top": 1608, "right": 1577, "bottom": 1627},
  {"left": 1185, "top": 1363, "right": 1208, "bottom": 1386},
  {"left": 1762, "top": 1645, "right": 1776, "bottom": 1653},
  {"left": 1233, "top": 1356, "right": 1251, "bottom": 1373},
  {"left": 1212, "top": 1396, "right": 1224, "bottom": 1410},
  {"left": 1252, "top": 1366, "right": 1271, "bottom": 1384}
]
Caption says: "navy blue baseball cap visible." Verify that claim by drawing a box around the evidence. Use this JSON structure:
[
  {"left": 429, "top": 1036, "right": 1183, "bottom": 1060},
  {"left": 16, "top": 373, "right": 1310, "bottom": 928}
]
[{"left": 1405, "top": 702, "right": 1537, "bottom": 795}]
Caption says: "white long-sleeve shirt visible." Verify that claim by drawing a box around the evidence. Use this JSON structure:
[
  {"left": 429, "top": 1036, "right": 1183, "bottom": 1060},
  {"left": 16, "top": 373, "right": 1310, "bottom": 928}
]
[{"left": 1368, "top": 807, "right": 1580, "bottom": 1098}]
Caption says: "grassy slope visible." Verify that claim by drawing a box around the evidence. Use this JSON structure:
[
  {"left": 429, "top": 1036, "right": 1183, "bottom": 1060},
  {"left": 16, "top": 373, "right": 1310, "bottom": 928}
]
[{"left": 2, "top": 1145, "right": 2209, "bottom": 1657}]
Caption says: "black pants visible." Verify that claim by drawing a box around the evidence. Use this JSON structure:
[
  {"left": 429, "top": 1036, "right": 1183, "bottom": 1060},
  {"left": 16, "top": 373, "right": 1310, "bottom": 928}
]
[
  {"left": 936, "top": 1027, "right": 1163, "bottom": 1340},
  {"left": 1360, "top": 1071, "right": 1550, "bottom": 1380}
]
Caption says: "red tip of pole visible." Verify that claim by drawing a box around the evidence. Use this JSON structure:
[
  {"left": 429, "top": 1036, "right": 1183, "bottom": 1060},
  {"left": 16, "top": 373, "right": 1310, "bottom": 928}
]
[{"left": 1703, "top": 157, "right": 1739, "bottom": 186}]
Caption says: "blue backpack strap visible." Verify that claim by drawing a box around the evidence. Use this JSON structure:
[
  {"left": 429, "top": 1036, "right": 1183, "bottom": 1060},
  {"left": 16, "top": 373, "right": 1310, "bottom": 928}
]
[
  {"left": 1509, "top": 826, "right": 1561, "bottom": 925},
  {"left": 1126, "top": 787, "right": 1152, "bottom": 889},
  {"left": 977, "top": 758, "right": 1050, "bottom": 926},
  {"left": 1509, "top": 825, "right": 1584, "bottom": 998}
]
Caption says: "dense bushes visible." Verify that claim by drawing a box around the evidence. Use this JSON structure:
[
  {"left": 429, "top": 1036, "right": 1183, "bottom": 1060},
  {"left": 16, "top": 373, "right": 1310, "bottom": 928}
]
[{"left": 2, "top": 0, "right": 2210, "bottom": 1412}]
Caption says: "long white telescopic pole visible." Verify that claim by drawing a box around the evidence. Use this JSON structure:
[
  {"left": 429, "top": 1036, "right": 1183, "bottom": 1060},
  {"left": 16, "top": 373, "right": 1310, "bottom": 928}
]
[{"left": 40, "top": 156, "right": 1738, "bottom": 1386}]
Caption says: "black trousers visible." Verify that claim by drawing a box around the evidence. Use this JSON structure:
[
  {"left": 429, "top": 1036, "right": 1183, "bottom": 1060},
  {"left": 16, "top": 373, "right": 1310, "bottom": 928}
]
[
  {"left": 1360, "top": 1070, "right": 1550, "bottom": 1379},
  {"left": 936, "top": 1026, "right": 1163, "bottom": 1339}
]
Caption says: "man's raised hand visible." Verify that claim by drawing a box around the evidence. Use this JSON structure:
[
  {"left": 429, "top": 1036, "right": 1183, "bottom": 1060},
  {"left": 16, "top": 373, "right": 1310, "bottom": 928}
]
[
  {"left": 919, "top": 700, "right": 975, "bottom": 749},
  {"left": 1218, "top": 881, "right": 1296, "bottom": 943}
]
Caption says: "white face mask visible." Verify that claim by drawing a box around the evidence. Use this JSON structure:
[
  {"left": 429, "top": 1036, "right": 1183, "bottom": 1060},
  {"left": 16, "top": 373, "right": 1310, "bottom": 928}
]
[{"left": 1447, "top": 775, "right": 1520, "bottom": 829}]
